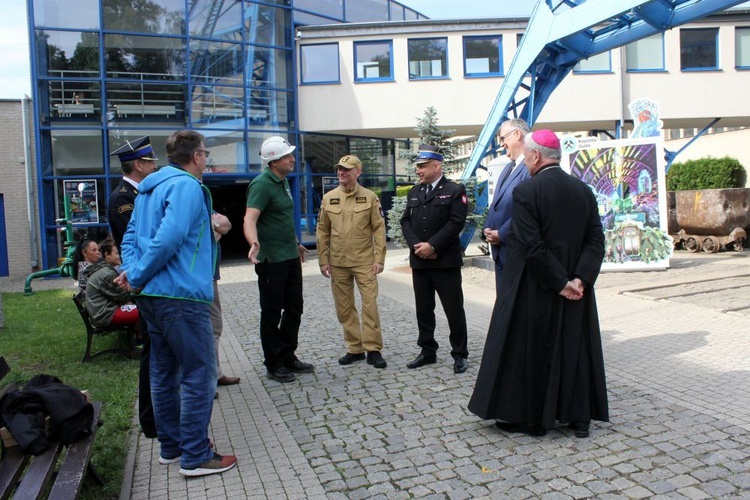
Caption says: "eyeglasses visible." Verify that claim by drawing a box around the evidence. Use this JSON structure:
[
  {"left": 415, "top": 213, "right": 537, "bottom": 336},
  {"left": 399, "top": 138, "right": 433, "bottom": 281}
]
[
  {"left": 196, "top": 149, "right": 211, "bottom": 158},
  {"left": 499, "top": 128, "right": 518, "bottom": 143}
]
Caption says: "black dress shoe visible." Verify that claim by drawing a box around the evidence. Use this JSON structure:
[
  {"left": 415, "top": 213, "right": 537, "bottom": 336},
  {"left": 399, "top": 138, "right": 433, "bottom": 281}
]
[
  {"left": 266, "top": 366, "right": 295, "bottom": 383},
  {"left": 367, "top": 351, "right": 387, "bottom": 369},
  {"left": 495, "top": 421, "right": 546, "bottom": 436},
  {"left": 339, "top": 352, "right": 366, "bottom": 365},
  {"left": 406, "top": 353, "right": 437, "bottom": 369},
  {"left": 287, "top": 359, "right": 314, "bottom": 373},
  {"left": 453, "top": 357, "right": 468, "bottom": 374},
  {"left": 569, "top": 421, "right": 590, "bottom": 438}
]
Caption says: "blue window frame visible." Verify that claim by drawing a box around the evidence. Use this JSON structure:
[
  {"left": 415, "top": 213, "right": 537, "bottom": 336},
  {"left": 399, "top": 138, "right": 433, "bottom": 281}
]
[
  {"left": 680, "top": 28, "right": 719, "bottom": 71},
  {"left": 573, "top": 51, "right": 612, "bottom": 73},
  {"left": 300, "top": 43, "right": 340, "bottom": 84},
  {"left": 408, "top": 38, "right": 448, "bottom": 79},
  {"left": 736, "top": 27, "right": 750, "bottom": 69},
  {"left": 354, "top": 40, "right": 393, "bottom": 82},
  {"left": 464, "top": 35, "right": 502, "bottom": 77},
  {"left": 626, "top": 33, "right": 665, "bottom": 72}
]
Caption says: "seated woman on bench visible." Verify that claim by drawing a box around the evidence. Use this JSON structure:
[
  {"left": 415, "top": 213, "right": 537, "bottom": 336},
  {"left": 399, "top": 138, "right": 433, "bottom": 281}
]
[
  {"left": 84, "top": 240, "right": 139, "bottom": 329},
  {"left": 73, "top": 238, "right": 101, "bottom": 292}
]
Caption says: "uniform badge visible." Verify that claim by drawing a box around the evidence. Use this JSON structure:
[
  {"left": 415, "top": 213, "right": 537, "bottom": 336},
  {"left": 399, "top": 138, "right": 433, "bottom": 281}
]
[
  {"left": 330, "top": 198, "right": 340, "bottom": 205},
  {"left": 461, "top": 194, "right": 468, "bottom": 205},
  {"left": 118, "top": 204, "right": 134, "bottom": 214},
  {"left": 356, "top": 197, "right": 367, "bottom": 203}
]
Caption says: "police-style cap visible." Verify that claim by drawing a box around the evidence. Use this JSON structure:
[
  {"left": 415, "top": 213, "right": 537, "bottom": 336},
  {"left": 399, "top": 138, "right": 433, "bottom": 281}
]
[
  {"left": 415, "top": 144, "right": 443, "bottom": 164},
  {"left": 110, "top": 136, "right": 159, "bottom": 162},
  {"left": 335, "top": 155, "right": 362, "bottom": 170}
]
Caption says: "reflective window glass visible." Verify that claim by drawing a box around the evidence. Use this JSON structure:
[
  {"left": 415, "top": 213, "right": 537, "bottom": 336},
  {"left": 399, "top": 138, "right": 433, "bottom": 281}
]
[
  {"left": 35, "top": 30, "right": 100, "bottom": 78},
  {"left": 294, "top": 11, "right": 342, "bottom": 26},
  {"left": 190, "top": 39, "right": 244, "bottom": 84},
  {"left": 197, "top": 131, "right": 246, "bottom": 174},
  {"left": 680, "top": 28, "right": 719, "bottom": 70},
  {"left": 626, "top": 34, "right": 664, "bottom": 71},
  {"left": 574, "top": 51, "right": 611, "bottom": 73},
  {"left": 737, "top": 27, "right": 750, "bottom": 68},
  {"left": 246, "top": 47, "right": 293, "bottom": 89},
  {"left": 464, "top": 35, "right": 502, "bottom": 76},
  {"left": 44, "top": 81, "right": 101, "bottom": 123},
  {"left": 295, "top": 0, "right": 343, "bottom": 19},
  {"left": 246, "top": 89, "right": 294, "bottom": 128},
  {"left": 189, "top": 0, "right": 242, "bottom": 41},
  {"left": 106, "top": 82, "right": 187, "bottom": 124},
  {"left": 346, "top": 0, "right": 388, "bottom": 22},
  {"left": 354, "top": 41, "right": 393, "bottom": 81},
  {"left": 350, "top": 137, "right": 390, "bottom": 176},
  {"left": 191, "top": 85, "right": 245, "bottom": 127},
  {"left": 408, "top": 38, "right": 447, "bottom": 79},
  {"left": 244, "top": 4, "right": 291, "bottom": 48},
  {"left": 390, "top": 2, "right": 405, "bottom": 21},
  {"left": 45, "top": 130, "right": 104, "bottom": 176},
  {"left": 301, "top": 44, "right": 340, "bottom": 84},
  {"left": 103, "top": 0, "right": 185, "bottom": 35},
  {"left": 105, "top": 34, "right": 185, "bottom": 80},
  {"left": 33, "top": 0, "right": 100, "bottom": 29},
  {"left": 405, "top": 9, "right": 419, "bottom": 20}
]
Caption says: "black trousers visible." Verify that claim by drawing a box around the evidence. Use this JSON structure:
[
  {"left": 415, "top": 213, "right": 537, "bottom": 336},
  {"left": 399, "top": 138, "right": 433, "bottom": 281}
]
[
  {"left": 255, "top": 258, "right": 303, "bottom": 371},
  {"left": 412, "top": 267, "right": 468, "bottom": 359},
  {"left": 135, "top": 299, "right": 156, "bottom": 438}
]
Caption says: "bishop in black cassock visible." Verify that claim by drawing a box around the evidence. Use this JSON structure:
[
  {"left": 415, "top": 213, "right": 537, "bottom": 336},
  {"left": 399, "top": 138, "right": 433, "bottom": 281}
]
[{"left": 468, "top": 129, "right": 608, "bottom": 438}]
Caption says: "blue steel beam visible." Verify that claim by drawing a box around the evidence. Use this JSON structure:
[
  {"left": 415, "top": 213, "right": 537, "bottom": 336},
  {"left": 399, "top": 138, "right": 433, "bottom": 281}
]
[{"left": 461, "top": 0, "right": 746, "bottom": 191}]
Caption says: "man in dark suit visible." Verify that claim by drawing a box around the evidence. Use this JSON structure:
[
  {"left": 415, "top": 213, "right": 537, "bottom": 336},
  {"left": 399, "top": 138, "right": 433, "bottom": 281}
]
[
  {"left": 400, "top": 144, "right": 469, "bottom": 374},
  {"left": 108, "top": 136, "right": 158, "bottom": 250},
  {"left": 107, "top": 136, "right": 158, "bottom": 439},
  {"left": 468, "top": 130, "right": 608, "bottom": 438},
  {"left": 483, "top": 118, "right": 531, "bottom": 294}
]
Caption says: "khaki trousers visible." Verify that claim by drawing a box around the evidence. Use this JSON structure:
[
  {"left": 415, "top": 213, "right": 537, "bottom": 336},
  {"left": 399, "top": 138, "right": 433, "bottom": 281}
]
[{"left": 330, "top": 264, "right": 383, "bottom": 353}]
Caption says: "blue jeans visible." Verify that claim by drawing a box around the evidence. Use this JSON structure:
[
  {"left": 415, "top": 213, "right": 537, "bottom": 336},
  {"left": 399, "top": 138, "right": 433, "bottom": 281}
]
[{"left": 138, "top": 296, "right": 216, "bottom": 468}]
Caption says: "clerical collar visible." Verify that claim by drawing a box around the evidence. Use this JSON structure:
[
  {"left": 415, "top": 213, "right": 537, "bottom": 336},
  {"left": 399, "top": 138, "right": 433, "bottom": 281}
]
[{"left": 537, "top": 163, "right": 562, "bottom": 174}]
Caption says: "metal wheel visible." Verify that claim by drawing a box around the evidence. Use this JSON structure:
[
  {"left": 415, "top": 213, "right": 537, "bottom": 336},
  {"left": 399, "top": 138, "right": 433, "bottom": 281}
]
[
  {"left": 701, "top": 236, "right": 720, "bottom": 253},
  {"left": 684, "top": 236, "right": 701, "bottom": 253},
  {"left": 733, "top": 239, "right": 744, "bottom": 252}
]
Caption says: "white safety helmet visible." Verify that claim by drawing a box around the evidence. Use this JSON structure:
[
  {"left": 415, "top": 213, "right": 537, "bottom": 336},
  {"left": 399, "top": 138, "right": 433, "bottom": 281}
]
[{"left": 260, "top": 136, "right": 296, "bottom": 162}]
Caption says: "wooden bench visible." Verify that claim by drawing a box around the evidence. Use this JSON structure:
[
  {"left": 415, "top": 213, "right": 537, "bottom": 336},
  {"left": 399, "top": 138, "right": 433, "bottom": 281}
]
[
  {"left": 0, "top": 357, "right": 105, "bottom": 499},
  {"left": 72, "top": 292, "right": 140, "bottom": 363}
]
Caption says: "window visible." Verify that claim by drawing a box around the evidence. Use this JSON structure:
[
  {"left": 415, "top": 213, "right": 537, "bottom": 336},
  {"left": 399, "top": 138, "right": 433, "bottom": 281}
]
[
  {"left": 464, "top": 35, "right": 502, "bottom": 77},
  {"left": 346, "top": 0, "right": 389, "bottom": 23},
  {"left": 300, "top": 43, "right": 340, "bottom": 84},
  {"left": 626, "top": 33, "right": 665, "bottom": 71},
  {"left": 573, "top": 51, "right": 611, "bottom": 73},
  {"left": 736, "top": 27, "right": 750, "bottom": 68},
  {"left": 408, "top": 38, "right": 448, "bottom": 79},
  {"left": 680, "top": 28, "right": 719, "bottom": 70},
  {"left": 354, "top": 41, "right": 393, "bottom": 82}
]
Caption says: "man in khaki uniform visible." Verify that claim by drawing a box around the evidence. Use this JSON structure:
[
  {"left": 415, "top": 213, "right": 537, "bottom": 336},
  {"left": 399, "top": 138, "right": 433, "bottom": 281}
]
[{"left": 317, "top": 155, "right": 388, "bottom": 369}]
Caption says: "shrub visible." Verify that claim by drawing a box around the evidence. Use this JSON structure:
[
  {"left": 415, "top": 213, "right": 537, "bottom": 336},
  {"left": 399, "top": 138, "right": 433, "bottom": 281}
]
[{"left": 667, "top": 156, "right": 746, "bottom": 191}]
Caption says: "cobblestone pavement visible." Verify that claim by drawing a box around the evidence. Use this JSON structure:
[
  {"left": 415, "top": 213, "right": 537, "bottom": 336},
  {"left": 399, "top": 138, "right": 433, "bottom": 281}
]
[{"left": 81, "top": 246, "right": 750, "bottom": 498}]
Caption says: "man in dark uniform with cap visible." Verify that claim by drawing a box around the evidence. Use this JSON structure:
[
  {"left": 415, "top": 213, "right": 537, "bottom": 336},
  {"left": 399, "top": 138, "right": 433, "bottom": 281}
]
[
  {"left": 107, "top": 136, "right": 158, "bottom": 438},
  {"left": 108, "top": 136, "right": 158, "bottom": 250},
  {"left": 400, "top": 144, "right": 470, "bottom": 374}
]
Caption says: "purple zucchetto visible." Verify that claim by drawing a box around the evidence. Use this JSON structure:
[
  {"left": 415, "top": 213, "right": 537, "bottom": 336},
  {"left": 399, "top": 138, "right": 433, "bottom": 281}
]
[{"left": 531, "top": 129, "right": 560, "bottom": 150}]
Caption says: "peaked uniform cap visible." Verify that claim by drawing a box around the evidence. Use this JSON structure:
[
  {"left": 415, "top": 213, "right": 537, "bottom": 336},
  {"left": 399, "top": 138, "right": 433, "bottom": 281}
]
[
  {"left": 415, "top": 144, "right": 443, "bottom": 164},
  {"left": 111, "top": 136, "right": 159, "bottom": 162}
]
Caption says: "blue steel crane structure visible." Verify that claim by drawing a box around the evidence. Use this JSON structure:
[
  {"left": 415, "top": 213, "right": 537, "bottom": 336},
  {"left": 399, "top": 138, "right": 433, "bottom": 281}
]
[{"left": 460, "top": 0, "right": 747, "bottom": 181}]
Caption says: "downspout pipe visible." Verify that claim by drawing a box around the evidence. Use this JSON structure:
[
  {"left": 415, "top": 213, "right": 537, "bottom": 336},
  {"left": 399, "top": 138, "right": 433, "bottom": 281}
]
[{"left": 22, "top": 95, "right": 38, "bottom": 269}]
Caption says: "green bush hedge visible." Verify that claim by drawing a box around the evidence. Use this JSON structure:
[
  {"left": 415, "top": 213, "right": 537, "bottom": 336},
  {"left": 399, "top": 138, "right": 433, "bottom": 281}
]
[{"left": 667, "top": 156, "right": 746, "bottom": 191}]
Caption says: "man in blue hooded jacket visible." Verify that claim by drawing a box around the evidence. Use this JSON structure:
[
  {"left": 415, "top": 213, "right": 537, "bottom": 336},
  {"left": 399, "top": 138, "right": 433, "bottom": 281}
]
[{"left": 118, "top": 130, "right": 237, "bottom": 477}]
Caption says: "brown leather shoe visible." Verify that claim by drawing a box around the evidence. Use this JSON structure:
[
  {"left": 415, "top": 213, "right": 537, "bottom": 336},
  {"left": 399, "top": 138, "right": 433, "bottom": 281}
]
[{"left": 217, "top": 375, "right": 240, "bottom": 386}]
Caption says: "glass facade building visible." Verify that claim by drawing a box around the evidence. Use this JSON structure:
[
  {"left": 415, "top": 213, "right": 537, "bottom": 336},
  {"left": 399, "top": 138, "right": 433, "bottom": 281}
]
[{"left": 28, "top": 0, "right": 425, "bottom": 267}]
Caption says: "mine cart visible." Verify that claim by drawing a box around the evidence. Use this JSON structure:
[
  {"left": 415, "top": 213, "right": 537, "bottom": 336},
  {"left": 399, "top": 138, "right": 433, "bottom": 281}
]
[{"left": 667, "top": 188, "right": 750, "bottom": 253}]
